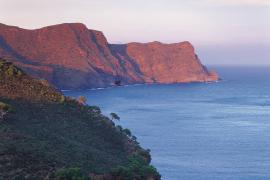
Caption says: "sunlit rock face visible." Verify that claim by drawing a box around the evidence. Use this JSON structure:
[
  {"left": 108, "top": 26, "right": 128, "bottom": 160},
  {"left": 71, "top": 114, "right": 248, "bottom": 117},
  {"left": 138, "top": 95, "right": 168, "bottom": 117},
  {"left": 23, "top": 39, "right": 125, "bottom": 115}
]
[
  {"left": 111, "top": 41, "right": 218, "bottom": 84},
  {"left": 0, "top": 23, "right": 218, "bottom": 89}
]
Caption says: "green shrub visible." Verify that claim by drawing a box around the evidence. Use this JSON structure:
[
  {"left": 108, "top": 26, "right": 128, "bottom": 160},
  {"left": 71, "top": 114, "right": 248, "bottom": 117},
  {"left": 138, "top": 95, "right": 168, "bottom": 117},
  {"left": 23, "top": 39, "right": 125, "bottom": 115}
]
[
  {"left": 3, "top": 64, "right": 23, "bottom": 77},
  {"left": 0, "top": 102, "right": 11, "bottom": 112},
  {"left": 5, "top": 65, "right": 15, "bottom": 76},
  {"left": 111, "top": 155, "right": 160, "bottom": 180},
  {"left": 55, "top": 167, "right": 90, "bottom": 180}
]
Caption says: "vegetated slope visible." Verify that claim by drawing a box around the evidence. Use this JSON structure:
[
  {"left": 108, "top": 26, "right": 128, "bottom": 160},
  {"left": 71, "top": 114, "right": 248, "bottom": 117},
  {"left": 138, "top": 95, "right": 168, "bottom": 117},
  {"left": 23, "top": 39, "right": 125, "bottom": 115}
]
[
  {"left": 0, "top": 58, "right": 160, "bottom": 179},
  {"left": 0, "top": 58, "right": 63, "bottom": 102},
  {"left": 0, "top": 23, "right": 218, "bottom": 89}
]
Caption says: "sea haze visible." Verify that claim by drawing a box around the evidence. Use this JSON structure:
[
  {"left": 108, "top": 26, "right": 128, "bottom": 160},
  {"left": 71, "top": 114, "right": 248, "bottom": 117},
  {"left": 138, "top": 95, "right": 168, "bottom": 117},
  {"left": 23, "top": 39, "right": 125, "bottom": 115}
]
[{"left": 64, "top": 66, "right": 270, "bottom": 180}]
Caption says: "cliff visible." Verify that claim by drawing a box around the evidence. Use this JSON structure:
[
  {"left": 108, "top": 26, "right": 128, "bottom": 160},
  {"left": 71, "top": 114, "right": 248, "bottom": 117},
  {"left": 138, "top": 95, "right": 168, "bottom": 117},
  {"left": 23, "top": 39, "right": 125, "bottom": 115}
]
[
  {"left": 0, "top": 23, "right": 218, "bottom": 89},
  {"left": 0, "top": 58, "right": 160, "bottom": 179},
  {"left": 111, "top": 41, "right": 218, "bottom": 83}
]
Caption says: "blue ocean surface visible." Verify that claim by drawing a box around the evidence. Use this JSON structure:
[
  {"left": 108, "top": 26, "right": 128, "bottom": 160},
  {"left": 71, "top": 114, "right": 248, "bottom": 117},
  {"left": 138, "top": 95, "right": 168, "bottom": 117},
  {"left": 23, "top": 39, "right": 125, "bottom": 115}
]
[{"left": 64, "top": 66, "right": 270, "bottom": 180}]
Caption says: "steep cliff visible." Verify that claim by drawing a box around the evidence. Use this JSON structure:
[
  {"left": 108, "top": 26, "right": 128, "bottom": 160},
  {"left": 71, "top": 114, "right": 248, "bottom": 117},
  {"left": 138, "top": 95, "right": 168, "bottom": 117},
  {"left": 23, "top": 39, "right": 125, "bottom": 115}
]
[
  {"left": 111, "top": 41, "right": 218, "bottom": 83},
  {"left": 0, "top": 23, "right": 218, "bottom": 89}
]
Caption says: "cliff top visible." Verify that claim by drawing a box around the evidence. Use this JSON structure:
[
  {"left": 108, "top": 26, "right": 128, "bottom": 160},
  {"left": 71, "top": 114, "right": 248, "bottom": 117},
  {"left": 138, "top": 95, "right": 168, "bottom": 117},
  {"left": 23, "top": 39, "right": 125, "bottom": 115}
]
[{"left": 0, "top": 22, "right": 218, "bottom": 89}]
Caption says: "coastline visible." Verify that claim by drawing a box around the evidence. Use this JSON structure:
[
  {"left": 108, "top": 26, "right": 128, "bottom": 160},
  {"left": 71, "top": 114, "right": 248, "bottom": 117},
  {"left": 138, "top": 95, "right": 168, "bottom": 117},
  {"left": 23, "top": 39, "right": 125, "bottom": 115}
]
[{"left": 61, "top": 80, "right": 221, "bottom": 92}]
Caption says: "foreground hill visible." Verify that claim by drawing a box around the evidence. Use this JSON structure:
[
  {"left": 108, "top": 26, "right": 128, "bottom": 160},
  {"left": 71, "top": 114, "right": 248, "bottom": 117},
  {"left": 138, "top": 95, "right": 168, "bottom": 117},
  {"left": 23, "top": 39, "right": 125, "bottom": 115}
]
[
  {"left": 0, "top": 58, "right": 160, "bottom": 179},
  {"left": 0, "top": 23, "right": 218, "bottom": 89}
]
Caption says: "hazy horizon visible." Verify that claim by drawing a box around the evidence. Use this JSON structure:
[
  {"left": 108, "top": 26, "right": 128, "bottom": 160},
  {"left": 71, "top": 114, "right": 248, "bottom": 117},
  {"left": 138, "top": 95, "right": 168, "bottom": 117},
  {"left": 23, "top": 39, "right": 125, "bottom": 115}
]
[{"left": 0, "top": 0, "right": 269, "bottom": 65}]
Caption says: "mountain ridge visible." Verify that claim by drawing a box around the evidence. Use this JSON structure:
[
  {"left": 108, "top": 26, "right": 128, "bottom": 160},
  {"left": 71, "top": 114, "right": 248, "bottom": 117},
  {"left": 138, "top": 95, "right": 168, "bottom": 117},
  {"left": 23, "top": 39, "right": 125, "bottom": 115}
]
[{"left": 0, "top": 22, "right": 218, "bottom": 89}]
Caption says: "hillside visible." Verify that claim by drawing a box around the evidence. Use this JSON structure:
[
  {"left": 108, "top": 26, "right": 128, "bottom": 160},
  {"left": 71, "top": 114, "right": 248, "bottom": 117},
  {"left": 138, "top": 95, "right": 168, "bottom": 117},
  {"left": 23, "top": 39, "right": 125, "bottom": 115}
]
[
  {"left": 0, "top": 58, "right": 160, "bottom": 179},
  {"left": 0, "top": 23, "right": 218, "bottom": 89},
  {"left": 0, "top": 58, "right": 63, "bottom": 102}
]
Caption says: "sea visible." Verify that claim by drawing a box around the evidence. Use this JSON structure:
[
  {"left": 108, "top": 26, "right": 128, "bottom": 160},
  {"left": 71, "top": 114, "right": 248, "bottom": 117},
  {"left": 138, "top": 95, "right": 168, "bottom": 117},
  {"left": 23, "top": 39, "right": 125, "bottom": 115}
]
[{"left": 64, "top": 66, "right": 270, "bottom": 180}]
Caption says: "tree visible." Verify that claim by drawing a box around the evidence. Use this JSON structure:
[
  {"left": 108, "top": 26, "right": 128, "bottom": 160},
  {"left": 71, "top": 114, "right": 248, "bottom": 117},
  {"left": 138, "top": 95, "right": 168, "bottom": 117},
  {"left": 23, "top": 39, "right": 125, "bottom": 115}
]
[
  {"left": 123, "top": 128, "right": 132, "bottom": 137},
  {"left": 110, "top": 155, "right": 160, "bottom": 180},
  {"left": 110, "top": 112, "right": 120, "bottom": 121},
  {"left": 116, "top": 125, "right": 123, "bottom": 132}
]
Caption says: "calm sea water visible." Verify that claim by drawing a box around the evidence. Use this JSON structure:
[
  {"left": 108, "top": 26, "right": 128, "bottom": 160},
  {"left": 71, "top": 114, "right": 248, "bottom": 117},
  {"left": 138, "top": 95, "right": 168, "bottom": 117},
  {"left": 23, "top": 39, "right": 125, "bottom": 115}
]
[{"left": 64, "top": 66, "right": 270, "bottom": 180}]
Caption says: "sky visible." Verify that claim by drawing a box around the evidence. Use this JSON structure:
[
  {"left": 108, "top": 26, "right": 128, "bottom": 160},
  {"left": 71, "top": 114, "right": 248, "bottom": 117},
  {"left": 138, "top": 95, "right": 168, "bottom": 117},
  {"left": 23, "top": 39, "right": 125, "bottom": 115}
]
[{"left": 0, "top": 0, "right": 269, "bottom": 65}]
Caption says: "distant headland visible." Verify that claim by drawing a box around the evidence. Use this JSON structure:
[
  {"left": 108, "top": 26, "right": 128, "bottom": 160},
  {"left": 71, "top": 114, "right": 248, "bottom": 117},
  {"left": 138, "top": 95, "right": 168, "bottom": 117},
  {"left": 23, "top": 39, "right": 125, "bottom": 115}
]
[{"left": 0, "top": 23, "right": 218, "bottom": 89}]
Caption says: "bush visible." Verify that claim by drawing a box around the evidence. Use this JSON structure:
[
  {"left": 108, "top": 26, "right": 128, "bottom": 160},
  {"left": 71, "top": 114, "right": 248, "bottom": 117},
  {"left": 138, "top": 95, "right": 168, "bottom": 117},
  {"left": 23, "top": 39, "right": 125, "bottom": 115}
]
[
  {"left": 3, "top": 64, "right": 23, "bottom": 77},
  {"left": 111, "top": 155, "right": 160, "bottom": 180},
  {"left": 6, "top": 65, "right": 15, "bottom": 76},
  {"left": 55, "top": 167, "right": 90, "bottom": 180},
  {"left": 0, "top": 102, "right": 11, "bottom": 112}
]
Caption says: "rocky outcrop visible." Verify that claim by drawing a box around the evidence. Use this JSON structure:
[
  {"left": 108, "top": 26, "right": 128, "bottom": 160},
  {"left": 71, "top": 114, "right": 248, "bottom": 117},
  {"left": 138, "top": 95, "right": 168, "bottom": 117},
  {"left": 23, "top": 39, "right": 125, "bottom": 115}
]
[{"left": 0, "top": 23, "right": 218, "bottom": 89}]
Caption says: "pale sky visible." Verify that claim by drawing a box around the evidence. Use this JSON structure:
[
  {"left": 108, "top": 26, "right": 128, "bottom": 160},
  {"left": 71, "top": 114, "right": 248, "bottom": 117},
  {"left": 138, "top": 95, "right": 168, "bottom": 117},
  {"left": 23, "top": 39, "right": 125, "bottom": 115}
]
[{"left": 0, "top": 0, "right": 269, "bottom": 65}]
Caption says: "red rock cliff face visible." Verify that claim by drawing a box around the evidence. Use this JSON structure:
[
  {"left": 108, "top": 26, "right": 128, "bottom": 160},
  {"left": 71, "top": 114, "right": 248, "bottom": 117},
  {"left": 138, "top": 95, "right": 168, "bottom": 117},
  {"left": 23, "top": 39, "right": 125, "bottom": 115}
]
[
  {"left": 0, "top": 23, "right": 218, "bottom": 89},
  {"left": 111, "top": 41, "right": 218, "bottom": 83}
]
